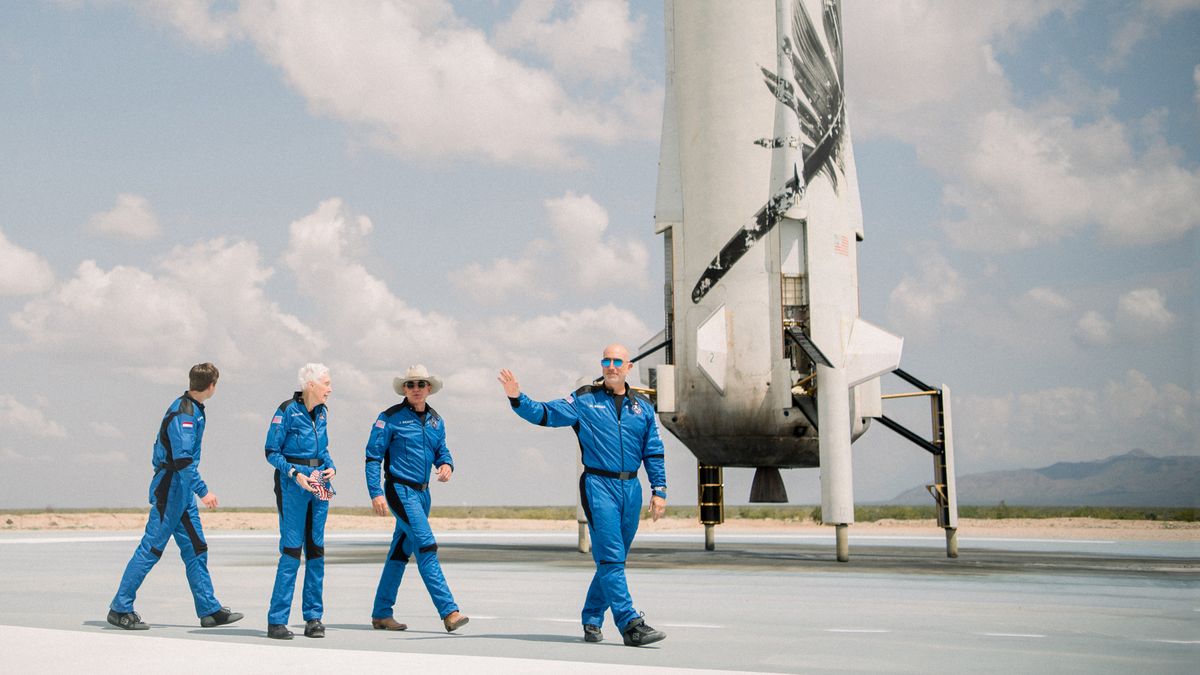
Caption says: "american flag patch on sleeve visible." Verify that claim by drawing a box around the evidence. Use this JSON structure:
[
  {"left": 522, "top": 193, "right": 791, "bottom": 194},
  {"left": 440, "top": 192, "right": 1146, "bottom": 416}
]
[
  {"left": 375, "top": 419, "right": 386, "bottom": 429},
  {"left": 272, "top": 415, "right": 283, "bottom": 424}
]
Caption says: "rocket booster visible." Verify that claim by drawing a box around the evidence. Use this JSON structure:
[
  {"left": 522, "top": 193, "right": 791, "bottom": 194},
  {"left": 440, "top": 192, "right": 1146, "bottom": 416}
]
[{"left": 654, "top": 0, "right": 902, "bottom": 526}]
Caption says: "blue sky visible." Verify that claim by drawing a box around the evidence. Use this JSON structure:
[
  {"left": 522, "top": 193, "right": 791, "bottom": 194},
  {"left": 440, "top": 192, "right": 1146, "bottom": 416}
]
[{"left": 0, "top": 1, "right": 1196, "bottom": 509}]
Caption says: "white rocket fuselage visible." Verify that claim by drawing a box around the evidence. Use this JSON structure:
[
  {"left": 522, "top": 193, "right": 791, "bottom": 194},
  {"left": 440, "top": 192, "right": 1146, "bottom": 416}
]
[{"left": 655, "top": 0, "right": 901, "bottom": 525}]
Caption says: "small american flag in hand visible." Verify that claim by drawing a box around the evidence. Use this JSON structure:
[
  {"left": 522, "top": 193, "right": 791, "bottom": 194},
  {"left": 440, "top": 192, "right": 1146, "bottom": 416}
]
[{"left": 309, "top": 470, "right": 336, "bottom": 501}]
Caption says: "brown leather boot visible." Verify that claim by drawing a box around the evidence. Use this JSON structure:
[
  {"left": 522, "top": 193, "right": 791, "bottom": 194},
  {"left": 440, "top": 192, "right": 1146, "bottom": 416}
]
[
  {"left": 371, "top": 617, "right": 408, "bottom": 631},
  {"left": 442, "top": 611, "right": 469, "bottom": 632}
]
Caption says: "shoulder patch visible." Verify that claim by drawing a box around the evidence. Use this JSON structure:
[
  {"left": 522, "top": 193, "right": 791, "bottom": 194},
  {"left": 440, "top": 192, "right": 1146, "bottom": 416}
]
[
  {"left": 375, "top": 419, "right": 386, "bottom": 429},
  {"left": 572, "top": 383, "right": 601, "bottom": 397},
  {"left": 271, "top": 415, "right": 283, "bottom": 425},
  {"left": 181, "top": 420, "right": 195, "bottom": 429}
]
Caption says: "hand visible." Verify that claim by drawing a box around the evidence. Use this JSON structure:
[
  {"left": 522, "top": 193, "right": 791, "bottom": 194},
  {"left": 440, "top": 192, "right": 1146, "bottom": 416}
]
[
  {"left": 371, "top": 495, "right": 388, "bottom": 517},
  {"left": 200, "top": 493, "right": 219, "bottom": 510},
  {"left": 649, "top": 495, "right": 666, "bottom": 522},
  {"left": 497, "top": 369, "right": 521, "bottom": 398},
  {"left": 322, "top": 468, "right": 336, "bottom": 480},
  {"left": 436, "top": 464, "right": 452, "bottom": 482},
  {"left": 295, "top": 472, "right": 316, "bottom": 493}
]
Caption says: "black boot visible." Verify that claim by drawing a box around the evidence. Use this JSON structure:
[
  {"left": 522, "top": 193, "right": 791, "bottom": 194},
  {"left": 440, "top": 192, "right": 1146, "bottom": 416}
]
[
  {"left": 107, "top": 610, "right": 148, "bottom": 631},
  {"left": 267, "top": 623, "right": 293, "bottom": 640},
  {"left": 304, "top": 619, "right": 325, "bottom": 638},
  {"left": 622, "top": 617, "right": 666, "bottom": 647},
  {"left": 583, "top": 624, "right": 603, "bottom": 643},
  {"left": 200, "top": 607, "right": 244, "bottom": 627}
]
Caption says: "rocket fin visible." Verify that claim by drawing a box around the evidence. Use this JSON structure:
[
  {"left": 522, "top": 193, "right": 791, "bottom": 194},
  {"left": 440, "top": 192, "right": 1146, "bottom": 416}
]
[
  {"left": 844, "top": 318, "right": 902, "bottom": 387},
  {"left": 696, "top": 304, "right": 729, "bottom": 393}
]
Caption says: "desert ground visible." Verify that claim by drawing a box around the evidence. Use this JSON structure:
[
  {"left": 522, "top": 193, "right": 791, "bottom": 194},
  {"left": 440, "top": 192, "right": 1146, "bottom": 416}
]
[{"left": 3, "top": 511, "right": 1196, "bottom": 542}]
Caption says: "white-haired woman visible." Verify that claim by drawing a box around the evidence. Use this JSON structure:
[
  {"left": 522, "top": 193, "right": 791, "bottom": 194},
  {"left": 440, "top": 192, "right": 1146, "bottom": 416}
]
[{"left": 264, "top": 363, "right": 337, "bottom": 640}]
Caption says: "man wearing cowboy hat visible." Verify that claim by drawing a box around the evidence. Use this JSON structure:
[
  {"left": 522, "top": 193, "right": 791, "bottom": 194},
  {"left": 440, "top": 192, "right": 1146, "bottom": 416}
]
[
  {"left": 498, "top": 343, "right": 668, "bottom": 647},
  {"left": 364, "top": 364, "right": 468, "bottom": 633}
]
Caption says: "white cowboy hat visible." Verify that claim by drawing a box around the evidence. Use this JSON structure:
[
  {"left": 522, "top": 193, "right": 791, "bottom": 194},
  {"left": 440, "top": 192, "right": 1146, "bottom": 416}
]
[{"left": 393, "top": 364, "right": 443, "bottom": 396}]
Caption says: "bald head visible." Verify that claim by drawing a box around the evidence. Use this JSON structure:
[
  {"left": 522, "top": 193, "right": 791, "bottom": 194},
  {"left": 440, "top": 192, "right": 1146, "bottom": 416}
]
[{"left": 600, "top": 343, "right": 632, "bottom": 393}]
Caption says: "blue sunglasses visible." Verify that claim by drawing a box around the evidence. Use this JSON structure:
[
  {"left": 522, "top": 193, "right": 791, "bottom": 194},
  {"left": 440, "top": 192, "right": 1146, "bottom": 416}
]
[{"left": 600, "top": 358, "right": 625, "bottom": 368}]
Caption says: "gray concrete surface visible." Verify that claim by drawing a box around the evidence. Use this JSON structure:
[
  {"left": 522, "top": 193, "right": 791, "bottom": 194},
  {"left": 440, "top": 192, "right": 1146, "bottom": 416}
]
[{"left": 0, "top": 530, "right": 1196, "bottom": 673}]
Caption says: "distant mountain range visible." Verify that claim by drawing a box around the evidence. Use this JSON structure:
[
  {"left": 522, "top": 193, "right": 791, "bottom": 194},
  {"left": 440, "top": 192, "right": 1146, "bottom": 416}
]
[{"left": 889, "top": 450, "right": 1199, "bottom": 507}]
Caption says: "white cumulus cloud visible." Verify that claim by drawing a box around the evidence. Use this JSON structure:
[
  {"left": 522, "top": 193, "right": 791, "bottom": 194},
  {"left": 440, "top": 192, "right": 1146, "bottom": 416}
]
[
  {"left": 1020, "top": 287, "right": 1072, "bottom": 312},
  {"left": 940, "top": 106, "right": 1200, "bottom": 251},
  {"left": 10, "top": 239, "right": 323, "bottom": 381},
  {"left": 455, "top": 248, "right": 551, "bottom": 306},
  {"left": 958, "top": 369, "right": 1197, "bottom": 471},
  {"left": 0, "top": 395, "right": 69, "bottom": 439},
  {"left": 845, "top": 3, "right": 1200, "bottom": 252},
  {"left": 90, "top": 421, "right": 125, "bottom": 439},
  {"left": 86, "top": 193, "right": 161, "bottom": 240},
  {"left": 544, "top": 191, "right": 648, "bottom": 288},
  {"left": 1194, "top": 63, "right": 1200, "bottom": 110},
  {"left": 886, "top": 244, "right": 964, "bottom": 332},
  {"left": 845, "top": 1, "right": 1062, "bottom": 143},
  {"left": 494, "top": 0, "right": 644, "bottom": 83},
  {"left": 139, "top": 0, "right": 656, "bottom": 166},
  {"left": 1115, "top": 287, "right": 1175, "bottom": 338},
  {"left": 1103, "top": 0, "right": 1200, "bottom": 70},
  {"left": 1074, "top": 287, "right": 1175, "bottom": 347},
  {"left": 0, "top": 228, "right": 55, "bottom": 296},
  {"left": 282, "top": 198, "right": 460, "bottom": 369},
  {"left": 12, "top": 260, "right": 206, "bottom": 373},
  {"left": 1075, "top": 310, "right": 1112, "bottom": 346},
  {"left": 453, "top": 191, "right": 648, "bottom": 304}
]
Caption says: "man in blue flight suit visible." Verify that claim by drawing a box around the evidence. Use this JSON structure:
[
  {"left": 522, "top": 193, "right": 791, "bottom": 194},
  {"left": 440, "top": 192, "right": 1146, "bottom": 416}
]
[
  {"left": 498, "top": 343, "right": 668, "bottom": 647},
  {"left": 365, "top": 364, "right": 469, "bottom": 633},
  {"left": 264, "top": 362, "right": 337, "bottom": 640},
  {"left": 108, "top": 362, "right": 243, "bottom": 630}
]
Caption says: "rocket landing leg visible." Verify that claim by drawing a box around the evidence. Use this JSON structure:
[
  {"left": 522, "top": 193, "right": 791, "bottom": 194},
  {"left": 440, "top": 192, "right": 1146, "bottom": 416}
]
[
  {"left": 835, "top": 524, "right": 849, "bottom": 563},
  {"left": 817, "top": 364, "right": 855, "bottom": 562},
  {"left": 698, "top": 464, "right": 724, "bottom": 552}
]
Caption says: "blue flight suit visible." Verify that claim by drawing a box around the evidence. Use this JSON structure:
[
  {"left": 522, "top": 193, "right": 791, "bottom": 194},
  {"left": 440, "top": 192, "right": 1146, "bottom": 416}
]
[
  {"left": 365, "top": 400, "right": 460, "bottom": 620},
  {"left": 265, "top": 392, "right": 336, "bottom": 626},
  {"left": 111, "top": 393, "right": 222, "bottom": 618},
  {"left": 510, "top": 383, "right": 667, "bottom": 630}
]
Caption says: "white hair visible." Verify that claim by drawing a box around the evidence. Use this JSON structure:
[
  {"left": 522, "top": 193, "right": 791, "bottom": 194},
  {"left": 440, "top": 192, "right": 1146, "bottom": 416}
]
[{"left": 298, "top": 362, "right": 330, "bottom": 387}]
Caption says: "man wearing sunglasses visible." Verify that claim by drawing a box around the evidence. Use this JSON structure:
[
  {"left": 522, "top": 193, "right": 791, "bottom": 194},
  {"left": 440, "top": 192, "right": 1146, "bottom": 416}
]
[
  {"left": 364, "top": 364, "right": 468, "bottom": 634},
  {"left": 498, "top": 344, "right": 668, "bottom": 647}
]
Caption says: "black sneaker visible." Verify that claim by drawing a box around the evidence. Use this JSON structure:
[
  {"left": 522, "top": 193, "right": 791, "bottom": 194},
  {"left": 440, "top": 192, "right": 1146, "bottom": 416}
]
[
  {"left": 583, "top": 624, "right": 603, "bottom": 643},
  {"left": 107, "top": 609, "right": 148, "bottom": 631},
  {"left": 267, "top": 623, "right": 293, "bottom": 640},
  {"left": 304, "top": 619, "right": 325, "bottom": 638},
  {"left": 622, "top": 617, "right": 666, "bottom": 647},
  {"left": 200, "top": 607, "right": 244, "bottom": 627}
]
